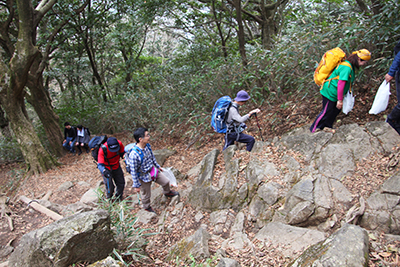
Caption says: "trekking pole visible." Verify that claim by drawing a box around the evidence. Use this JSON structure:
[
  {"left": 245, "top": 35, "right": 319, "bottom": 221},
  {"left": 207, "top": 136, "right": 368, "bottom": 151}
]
[{"left": 254, "top": 114, "right": 264, "bottom": 142}]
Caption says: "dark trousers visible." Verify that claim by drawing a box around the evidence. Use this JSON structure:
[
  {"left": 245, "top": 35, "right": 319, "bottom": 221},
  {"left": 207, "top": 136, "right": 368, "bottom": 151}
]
[
  {"left": 387, "top": 71, "right": 400, "bottom": 134},
  {"left": 224, "top": 132, "right": 255, "bottom": 152},
  {"left": 101, "top": 166, "right": 125, "bottom": 200},
  {"left": 310, "top": 96, "right": 341, "bottom": 133},
  {"left": 388, "top": 71, "right": 400, "bottom": 121}
]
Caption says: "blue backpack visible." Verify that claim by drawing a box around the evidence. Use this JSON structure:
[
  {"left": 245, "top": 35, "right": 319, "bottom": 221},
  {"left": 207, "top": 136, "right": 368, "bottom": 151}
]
[
  {"left": 88, "top": 135, "right": 108, "bottom": 162},
  {"left": 125, "top": 143, "right": 152, "bottom": 175},
  {"left": 211, "top": 96, "right": 232, "bottom": 133}
]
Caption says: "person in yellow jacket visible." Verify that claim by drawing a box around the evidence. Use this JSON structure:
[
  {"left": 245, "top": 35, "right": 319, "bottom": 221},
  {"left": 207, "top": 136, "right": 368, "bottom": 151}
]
[{"left": 310, "top": 49, "right": 371, "bottom": 133}]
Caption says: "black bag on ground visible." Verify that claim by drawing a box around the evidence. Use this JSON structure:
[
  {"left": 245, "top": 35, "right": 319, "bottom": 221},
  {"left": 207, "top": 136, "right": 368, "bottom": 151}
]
[{"left": 88, "top": 135, "right": 108, "bottom": 162}]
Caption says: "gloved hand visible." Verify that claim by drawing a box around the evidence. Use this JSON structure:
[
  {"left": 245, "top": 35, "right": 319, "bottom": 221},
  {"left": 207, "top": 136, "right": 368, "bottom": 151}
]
[{"left": 103, "top": 169, "right": 112, "bottom": 179}]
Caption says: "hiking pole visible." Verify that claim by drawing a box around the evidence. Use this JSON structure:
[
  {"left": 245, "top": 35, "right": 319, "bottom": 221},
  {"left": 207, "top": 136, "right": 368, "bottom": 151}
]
[{"left": 254, "top": 114, "right": 264, "bottom": 142}]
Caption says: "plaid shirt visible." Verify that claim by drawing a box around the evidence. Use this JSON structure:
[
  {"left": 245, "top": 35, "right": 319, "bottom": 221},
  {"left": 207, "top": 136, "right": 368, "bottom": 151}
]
[{"left": 127, "top": 144, "right": 160, "bottom": 188}]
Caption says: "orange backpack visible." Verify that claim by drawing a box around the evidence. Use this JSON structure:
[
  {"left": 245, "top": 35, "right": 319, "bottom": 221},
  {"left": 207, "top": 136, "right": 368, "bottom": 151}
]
[{"left": 314, "top": 47, "right": 350, "bottom": 87}]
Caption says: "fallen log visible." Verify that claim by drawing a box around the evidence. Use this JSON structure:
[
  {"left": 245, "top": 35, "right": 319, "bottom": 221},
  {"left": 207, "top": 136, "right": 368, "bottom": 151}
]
[{"left": 19, "top": 196, "right": 63, "bottom": 221}]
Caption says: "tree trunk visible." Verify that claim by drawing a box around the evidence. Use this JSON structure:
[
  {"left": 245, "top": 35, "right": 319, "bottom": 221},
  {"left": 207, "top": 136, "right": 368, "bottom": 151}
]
[
  {"left": 26, "top": 71, "right": 64, "bottom": 157},
  {"left": 0, "top": 105, "right": 11, "bottom": 138},
  {"left": 2, "top": 88, "right": 57, "bottom": 173},
  {"left": 234, "top": 0, "right": 247, "bottom": 66},
  {"left": 0, "top": 0, "right": 57, "bottom": 174}
]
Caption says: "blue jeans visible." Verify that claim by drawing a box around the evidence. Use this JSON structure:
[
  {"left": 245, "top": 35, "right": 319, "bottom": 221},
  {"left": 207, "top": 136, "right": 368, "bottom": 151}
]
[{"left": 63, "top": 137, "right": 76, "bottom": 152}]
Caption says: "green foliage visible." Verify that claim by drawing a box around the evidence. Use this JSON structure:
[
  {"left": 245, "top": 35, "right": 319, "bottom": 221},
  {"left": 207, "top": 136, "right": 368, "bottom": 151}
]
[
  {"left": 0, "top": 136, "right": 23, "bottom": 163},
  {"left": 96, "top": 190, "right": 157, "bottom": 265},
  {"left": 42, "top": 0, "right": 400, "bottom": 147}
]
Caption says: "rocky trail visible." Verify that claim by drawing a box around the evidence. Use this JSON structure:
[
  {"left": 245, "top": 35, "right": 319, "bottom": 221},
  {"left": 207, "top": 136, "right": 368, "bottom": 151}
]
[{"left": 1, "top": 88, "right": 400, "bottom": 266}]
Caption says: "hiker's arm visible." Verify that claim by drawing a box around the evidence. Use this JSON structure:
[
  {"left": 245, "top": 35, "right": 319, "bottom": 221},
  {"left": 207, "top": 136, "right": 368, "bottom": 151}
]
[
  {"left": 388, "top": 52, "right": 400, "bottom": 78},
  {"left": 231, "top": 108, "right": 250, "bottom": 123},
  {"left": 97, "top": 163, "right": 105, "bottom": 173},
  {"left": 336, "top": 80, "right": 347, "bottom": 109}
]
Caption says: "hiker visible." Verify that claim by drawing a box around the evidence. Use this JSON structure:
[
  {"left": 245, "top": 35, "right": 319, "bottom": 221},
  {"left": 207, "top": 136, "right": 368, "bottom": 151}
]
[
  {"left": 75, "top": 124, "right": 91, "bottom": 155},
  {"left": 385, "top": 40, "right": 400, "bottom": 134},
  {"left": 223, "top": 90, "right": 261, "bottom": 152},
  {"left": 310, "top": 49, "right": 371, "bottom": 133},
  {"left": 97, "top": 137, "right": 125, "bottom": 201},
  {"left": 127, "top": 127, "right": 179, "bottom": 213},
  {"left": 63, "top": 122, "right": 77, "bottom": 154}
]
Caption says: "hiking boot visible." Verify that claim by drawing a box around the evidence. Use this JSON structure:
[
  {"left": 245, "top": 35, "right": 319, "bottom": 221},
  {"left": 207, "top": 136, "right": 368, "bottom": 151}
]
[
  {"left": 78, "top": 151, "right": 82, "bottom": 156},
  {"left": 164, "top": 191, "right": 179, "bottom": 198},
  {"left": 145, "top": 207, "right": 156, "bottom": 213}
]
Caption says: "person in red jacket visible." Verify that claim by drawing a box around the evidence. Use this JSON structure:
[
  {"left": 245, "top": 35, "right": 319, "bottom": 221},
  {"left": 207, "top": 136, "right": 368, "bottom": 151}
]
[{"left": 97, "top": 137, "right": 125, "bottom": 201}]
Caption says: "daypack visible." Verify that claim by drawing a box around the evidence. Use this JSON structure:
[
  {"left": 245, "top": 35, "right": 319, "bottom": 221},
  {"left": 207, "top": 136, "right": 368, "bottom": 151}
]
[
  {"left": 88, "top": 135, "right": 108, "bottom": 162},
  {"left": 314, "top": 47, "right": 347, "bottom": 87},
  {"left": 211, "top": 96, "right": 232, "bottom": 133}
]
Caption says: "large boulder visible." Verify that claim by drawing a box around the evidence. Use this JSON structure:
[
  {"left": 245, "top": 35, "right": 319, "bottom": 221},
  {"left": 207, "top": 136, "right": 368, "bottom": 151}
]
[
  {"left": 167, "top": 226, "right": 211, "bottom": 262},
  {"left": 359, "top": 172, "right": 400, "bottom": 234},
  {"left": 289, "top": 224, "right": 369, "bottom": 267},
  {"left": 254, "top": 222, "right": 325, "bottom": 257},
  {"left": 8, "top": 209, "right": 116, "bottom": 267}
]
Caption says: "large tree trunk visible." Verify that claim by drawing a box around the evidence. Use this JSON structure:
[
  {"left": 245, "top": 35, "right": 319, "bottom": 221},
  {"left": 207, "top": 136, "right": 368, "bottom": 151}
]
[
  {"left": 26, "top": 71, "right": 64, "bottom": 157},
  {"left": 0, "top": 0, "right": 57, "bottom": 174},
  {"left": 2, "top": 86, "right": 57, "bottom": 173},
  {"left": 234, "top": 0, "right": 248, "bottom": 66},
  {"left": 26, "top": 53, "right": 64, "bottom": 157}
]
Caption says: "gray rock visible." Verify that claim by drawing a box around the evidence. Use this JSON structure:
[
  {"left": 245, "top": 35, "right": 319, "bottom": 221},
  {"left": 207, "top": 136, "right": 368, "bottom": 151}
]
[
  {"left": 153, "top": 148, "right": 176, "bottom": 166},
  {"left": 314, "top": 144, "right": 355, "bottom": 180},
  {"left": 365, "top": 121, "right": 400, "bottom": 153},
  {"left": 257, "top": 182, "right": 279, "bottom": 206},
  {"left": 381, "top": 171, "right": 400, "bottom": 195},
  {"left": 330, "top": 179, "right": 353, "bottom": 207},
  {"left": 8, "top": 209, "right": 116, "bottom": 267},
  {"left": 254, "top": 222, "right": 325, "bottom": 257},
  {"left": 330, "top": 124, "right": 378, "bottom": 160},
  {"left": 230, "top": 211, "right": 245, "bottom": 236},
  {"left": 87, "top": 256, "right": 123, "bottom": 267},
  {"left": 278, "top": 126, "right": 332, "bottom": 161},
  {"left": 289, "top": 224, "right": 369, "bottom": 267},
  {"left": 282, "top": 155, "right": 301, "bottom": 171},
  {"left": 284, "top": 178, "right": 314, "bottom": 211},
  {"left": 286, "top": 201, "right": 314, "bottom": 225},
  {"left": 217, "top": 257, "right": 241, "bottom": 267},
  {"left": 58, "top": 181, "right": 74, "bottom": 191},
  {"left": 80, "top": 188, "right": 99, "bottom": 204},
  {"left": 167, "top": 227, "right": 211, "bottom": 261}
]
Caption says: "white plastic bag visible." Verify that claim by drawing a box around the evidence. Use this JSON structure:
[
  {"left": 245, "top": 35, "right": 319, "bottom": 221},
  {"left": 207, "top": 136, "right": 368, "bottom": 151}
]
[
  {"left": 342, "top": 90, "right": 355, "bottom": 115},
  {"left": 162, "top": 168, "right": 177, "bottom": 187},
  {"left": 369, "top": 81, "right": 391, "bottom": 115}
]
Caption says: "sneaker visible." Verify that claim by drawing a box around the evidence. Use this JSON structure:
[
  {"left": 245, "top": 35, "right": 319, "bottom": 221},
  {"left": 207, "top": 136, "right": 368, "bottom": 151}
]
[
  {"left": 164, "top": 191, "right": 179, "bottom": 198},
  {"left": 145, "top": 207, "right": 156, "bottom": 213}
]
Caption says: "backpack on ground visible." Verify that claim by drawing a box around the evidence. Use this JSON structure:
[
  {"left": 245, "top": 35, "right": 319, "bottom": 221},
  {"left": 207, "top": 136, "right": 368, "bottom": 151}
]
[
  {"left": 211, "top": 96, "right": 232, "bottom": 133},
  {"left": 88, "top": 135, "right": 108, "bottom": 162},
  {"left": 314, "top": 47, "right": 347, "bottom": 87}
]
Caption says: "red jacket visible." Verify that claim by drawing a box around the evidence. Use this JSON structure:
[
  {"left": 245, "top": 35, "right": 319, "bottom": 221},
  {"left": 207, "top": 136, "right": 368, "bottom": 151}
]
[{"left": 98, "top": 140, "right": 125, "bottom": 170}]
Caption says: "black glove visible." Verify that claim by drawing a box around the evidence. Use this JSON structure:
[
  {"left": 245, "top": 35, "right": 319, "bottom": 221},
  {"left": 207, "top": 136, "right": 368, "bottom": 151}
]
[{"left": 103, "top": 169, "right": 112, "bottom": 179}]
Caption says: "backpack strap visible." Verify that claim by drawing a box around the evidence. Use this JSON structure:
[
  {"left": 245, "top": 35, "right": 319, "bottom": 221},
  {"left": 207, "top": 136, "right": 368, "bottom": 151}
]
[
  {"left": 131, "top": 144, "right": 152, "bottom": 176},
  {"left": 323, "top": 61, "right": 353, "bottom": 93},
  {"left": 101, "top": 144, "right": 119, "bottom": 169}
]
